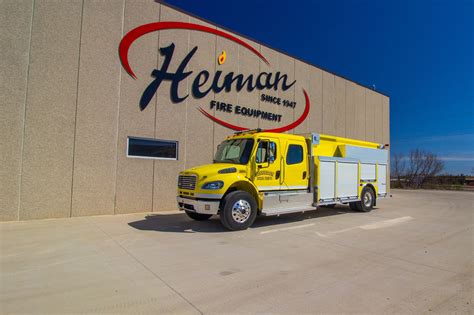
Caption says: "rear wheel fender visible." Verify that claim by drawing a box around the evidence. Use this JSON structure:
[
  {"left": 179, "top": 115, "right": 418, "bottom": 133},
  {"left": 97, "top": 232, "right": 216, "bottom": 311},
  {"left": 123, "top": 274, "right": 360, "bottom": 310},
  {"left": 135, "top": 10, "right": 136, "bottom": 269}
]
[{"left": 363, "top": 183, "right": 377, "bottom": 206}]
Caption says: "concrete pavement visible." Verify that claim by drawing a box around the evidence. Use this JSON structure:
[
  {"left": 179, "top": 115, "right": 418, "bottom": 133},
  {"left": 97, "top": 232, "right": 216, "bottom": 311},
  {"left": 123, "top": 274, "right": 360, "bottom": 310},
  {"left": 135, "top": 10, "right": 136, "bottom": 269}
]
[{"left": 1, "top": 189, "right": 473, "bottom": 314}]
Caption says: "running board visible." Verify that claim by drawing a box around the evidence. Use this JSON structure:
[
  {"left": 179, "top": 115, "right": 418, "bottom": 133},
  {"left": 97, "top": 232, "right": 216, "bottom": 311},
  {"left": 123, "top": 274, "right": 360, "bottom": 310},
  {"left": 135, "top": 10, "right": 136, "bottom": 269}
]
[{"left": 261, "top": 206, "right": 317, "bottom": 217}]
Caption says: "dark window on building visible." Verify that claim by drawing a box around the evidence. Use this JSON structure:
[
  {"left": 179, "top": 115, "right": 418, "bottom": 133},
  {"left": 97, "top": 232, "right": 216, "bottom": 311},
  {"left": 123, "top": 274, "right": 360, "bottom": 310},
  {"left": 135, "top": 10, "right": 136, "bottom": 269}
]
[
  {"left": 286, "top": 144, "right": 303, "bottom": 165},
  {"left": 127, "top": 137, "right": 178, "bottom": 160}
]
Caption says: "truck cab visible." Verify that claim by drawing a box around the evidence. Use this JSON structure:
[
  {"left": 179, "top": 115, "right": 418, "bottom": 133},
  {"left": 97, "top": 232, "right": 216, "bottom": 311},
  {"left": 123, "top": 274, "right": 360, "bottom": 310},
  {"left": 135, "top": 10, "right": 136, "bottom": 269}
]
[{"left": 177, "top": 130, "right": 388, "bottom": 230}]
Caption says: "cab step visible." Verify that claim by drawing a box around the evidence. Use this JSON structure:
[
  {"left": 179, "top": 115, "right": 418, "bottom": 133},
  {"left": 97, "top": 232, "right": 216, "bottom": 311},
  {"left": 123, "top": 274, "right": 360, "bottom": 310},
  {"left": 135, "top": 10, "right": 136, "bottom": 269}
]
[{"left": 260, "top": 191, "right": 315, "bottom": 216}]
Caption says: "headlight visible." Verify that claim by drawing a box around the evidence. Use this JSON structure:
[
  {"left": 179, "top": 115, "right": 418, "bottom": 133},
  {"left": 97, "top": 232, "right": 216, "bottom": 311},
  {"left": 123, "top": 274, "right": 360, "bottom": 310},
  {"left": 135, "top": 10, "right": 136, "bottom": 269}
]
[{"left": 201, "top": 181, "right": 224, "bottom": 190}]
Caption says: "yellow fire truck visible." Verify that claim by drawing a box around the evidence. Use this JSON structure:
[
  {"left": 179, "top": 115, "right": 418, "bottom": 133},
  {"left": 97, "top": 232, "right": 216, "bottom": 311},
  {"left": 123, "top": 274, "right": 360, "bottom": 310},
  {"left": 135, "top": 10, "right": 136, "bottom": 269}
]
[{"left": 177, "top": 130, "right": 389, "bottom": 230}]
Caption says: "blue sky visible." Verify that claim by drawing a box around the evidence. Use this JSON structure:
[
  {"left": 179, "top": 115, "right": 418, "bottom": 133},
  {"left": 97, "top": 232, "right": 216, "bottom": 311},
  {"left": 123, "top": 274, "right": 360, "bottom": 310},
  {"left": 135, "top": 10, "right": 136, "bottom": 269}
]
[{"left": 167, "top": 0, "right": 473, "bottom": 175}]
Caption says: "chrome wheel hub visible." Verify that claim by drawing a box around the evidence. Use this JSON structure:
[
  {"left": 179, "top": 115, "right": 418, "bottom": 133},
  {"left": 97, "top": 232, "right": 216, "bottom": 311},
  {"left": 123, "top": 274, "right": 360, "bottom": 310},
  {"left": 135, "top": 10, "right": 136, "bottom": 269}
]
[
  {"left": 231, "top": 200, "right": 251, "bottom": 223},
  {"left": 363, "top": 192, "right": 373, "bottom": 207}
]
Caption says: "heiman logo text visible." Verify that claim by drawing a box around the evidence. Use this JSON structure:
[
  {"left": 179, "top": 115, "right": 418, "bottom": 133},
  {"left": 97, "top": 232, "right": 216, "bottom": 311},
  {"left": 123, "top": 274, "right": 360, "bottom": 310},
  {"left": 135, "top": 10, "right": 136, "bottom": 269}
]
[{"left": 119, "top": 21, "right": 310, "bottom": 132}]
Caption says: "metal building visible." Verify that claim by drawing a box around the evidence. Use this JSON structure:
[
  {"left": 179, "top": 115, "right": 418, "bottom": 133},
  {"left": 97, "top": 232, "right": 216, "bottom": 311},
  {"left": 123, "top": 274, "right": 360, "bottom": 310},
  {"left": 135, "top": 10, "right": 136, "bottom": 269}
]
[{"left": 0, "top": 0, "right": 390, "bottom": 221}]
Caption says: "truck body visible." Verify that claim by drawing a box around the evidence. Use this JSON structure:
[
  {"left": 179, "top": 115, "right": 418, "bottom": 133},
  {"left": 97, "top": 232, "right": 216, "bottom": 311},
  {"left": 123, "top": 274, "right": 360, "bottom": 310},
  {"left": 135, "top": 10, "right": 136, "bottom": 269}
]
[{"left": 177, "top": 130, "right": 389, "bottom": 230}]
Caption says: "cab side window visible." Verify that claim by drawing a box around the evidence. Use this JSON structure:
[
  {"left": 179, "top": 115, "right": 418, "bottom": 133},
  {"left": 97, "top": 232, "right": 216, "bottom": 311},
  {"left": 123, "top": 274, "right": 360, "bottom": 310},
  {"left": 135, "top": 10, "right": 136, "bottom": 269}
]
[
  {"left": 256, "top": 141, "right": 277, "bottom": 163},
  {"left": 286, "top": 144, "right": 303, "bottom": 165}
]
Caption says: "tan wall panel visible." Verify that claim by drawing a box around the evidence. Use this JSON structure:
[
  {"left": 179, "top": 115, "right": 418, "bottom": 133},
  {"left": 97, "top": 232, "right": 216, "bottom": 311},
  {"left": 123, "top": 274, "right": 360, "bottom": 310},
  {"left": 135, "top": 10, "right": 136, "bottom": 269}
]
[
  {"left": 365, "top": 89, "right": 376, "bottom": 142},
  {"left": 322, "top": 71, "right": 336, "bottom": 135},
  {"left": 219, "top": 36, "right": 260, "bottom": 142},
  {"left": 382, "top": 96, "right": 390, "bottom": 145},
  {"left": 153, "top": 6, "right": 188, "bottom": 211},
  {"left": 334, "top": 76, "right": 346, "bottom": 137},
  {"left": 382, "top": 96, "right": 390, "bottom": 192},
  {"left": 185, "top": 17, "right": 215, "bottom": 169},
  {"left": 114, "top": 0, "right": 160, "bottom": 214},
  {"left": 374, "top": 93, "right": 383, "bottom": 143},
  {"left": 276, "top": 51, "right": 295, "bottom": 134},
  {"left": 212, "top": 29, "right": 243, "bottom": 151},
  {"left": 71, "top": 0, "right": 124, "bottom": 217},
  {"left": 211, "top": 36, "right": 261, "bottom": 152},
  {"left": 308, "top": 67, "right": 323, "bottom": 134},
  {"left": 208, "top": 36, "right": 262, "bottom": 161},
  {"left": 258, "top": 45, "right": 279, "bottom": 131},
  {"left": 0, "top": 0, "right": 33, "bottom": 221},
  {"left": 345, "top": 81, "right": 356, "bottom": 139},
  {"left": 353, "top": 84, "right": 366, "bottom": 140},
  {"left": 19, "top": 0, "right": 82, "bottom": 220},
  {"left": 293, "top": 60, "right": 310, "bottom": 135},
  {"left": 234, "top": 38, "right": 260, "bottom": 132}
]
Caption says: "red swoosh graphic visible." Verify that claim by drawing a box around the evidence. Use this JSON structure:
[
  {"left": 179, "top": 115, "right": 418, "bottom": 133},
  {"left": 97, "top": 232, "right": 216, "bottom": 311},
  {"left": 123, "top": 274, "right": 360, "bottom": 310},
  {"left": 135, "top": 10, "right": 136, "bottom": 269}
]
[
  {"left": 119, "top": 21, "right": 269, "bottom": 79},
  {"left": 199, "top": 89, "right": 311, "bottom": 133}
]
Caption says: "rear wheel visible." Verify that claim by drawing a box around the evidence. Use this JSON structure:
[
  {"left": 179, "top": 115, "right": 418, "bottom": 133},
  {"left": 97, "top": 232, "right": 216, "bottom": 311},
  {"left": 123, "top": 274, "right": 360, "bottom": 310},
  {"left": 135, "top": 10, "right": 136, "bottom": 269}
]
[
  {"left": 220, "top": 191, "right": 257, "bottom": 231},
  {"left": 356, "top": 186, "right": 375, "bottom": 212},
  {"left": 349, "top": 202, "right": 360, "bottom": 211},
  {"left": 185, "top": 211, "right": 212, "bottom": 221}
]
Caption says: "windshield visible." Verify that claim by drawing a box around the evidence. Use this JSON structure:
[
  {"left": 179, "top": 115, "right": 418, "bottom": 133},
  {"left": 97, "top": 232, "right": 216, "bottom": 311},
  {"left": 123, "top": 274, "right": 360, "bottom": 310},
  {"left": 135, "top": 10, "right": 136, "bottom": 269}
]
[{"left": 214, "top": 138, "right": 254, "bottom": 165}]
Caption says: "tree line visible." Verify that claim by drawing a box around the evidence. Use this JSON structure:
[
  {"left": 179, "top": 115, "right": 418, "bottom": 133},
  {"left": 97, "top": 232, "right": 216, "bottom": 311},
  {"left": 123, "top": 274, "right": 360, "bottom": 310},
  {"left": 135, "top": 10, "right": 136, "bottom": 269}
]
[{"left": 391, "top": 149, "right": 444, "bottom": 189}]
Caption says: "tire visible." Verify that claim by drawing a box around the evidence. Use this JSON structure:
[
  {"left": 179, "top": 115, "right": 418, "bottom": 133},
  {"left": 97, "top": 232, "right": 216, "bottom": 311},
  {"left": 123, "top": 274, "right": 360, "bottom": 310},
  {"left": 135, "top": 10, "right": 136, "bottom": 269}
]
[
  {"left": 220, "top": 191, "right": 257, "bottom": 231},
  {"left": 349, "top": 202, "right": 360, "bottom": 211},
  {"left": 185, "top": 210, "right": 212, "bottom": 221},
  {"left": 356, "top": 186, "right": 375, "bottom": 212}
]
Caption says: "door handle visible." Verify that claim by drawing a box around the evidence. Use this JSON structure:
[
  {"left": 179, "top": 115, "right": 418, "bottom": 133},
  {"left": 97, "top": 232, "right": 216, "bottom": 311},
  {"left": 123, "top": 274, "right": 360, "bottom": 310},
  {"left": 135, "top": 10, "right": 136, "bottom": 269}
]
[
  {"left": 276, "top": 170, "right": 281, "bottom": 180},
  {"left": 302, "top": 171, "right": 307, "bottom": 179}
]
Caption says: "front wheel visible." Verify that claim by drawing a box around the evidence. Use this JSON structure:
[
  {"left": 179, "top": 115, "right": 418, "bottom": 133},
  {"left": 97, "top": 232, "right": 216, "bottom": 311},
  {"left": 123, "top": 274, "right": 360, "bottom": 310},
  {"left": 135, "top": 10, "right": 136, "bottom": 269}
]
[
  {"left": 220, "top": 191, "right": 257, "bottom": 231},
  {"left": 185, "top": 211, "right": 212, "bottom": 221}
]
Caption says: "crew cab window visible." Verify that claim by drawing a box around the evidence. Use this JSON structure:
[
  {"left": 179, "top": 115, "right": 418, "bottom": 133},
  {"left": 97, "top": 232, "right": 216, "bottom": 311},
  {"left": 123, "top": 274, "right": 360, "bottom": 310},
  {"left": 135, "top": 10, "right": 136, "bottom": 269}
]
[
  {"left": 286, "top": 144, "right": 303, "bottom": 165},
  {"left": 256, "top": 141, "right": 277, "bottom": 163}
]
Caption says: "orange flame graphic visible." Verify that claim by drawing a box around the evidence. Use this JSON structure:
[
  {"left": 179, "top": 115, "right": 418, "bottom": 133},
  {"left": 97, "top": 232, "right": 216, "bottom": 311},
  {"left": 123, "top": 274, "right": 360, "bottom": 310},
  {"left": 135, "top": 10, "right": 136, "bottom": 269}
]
[{"left": 218, "top": 50, "right": 227, "bottom": 65}]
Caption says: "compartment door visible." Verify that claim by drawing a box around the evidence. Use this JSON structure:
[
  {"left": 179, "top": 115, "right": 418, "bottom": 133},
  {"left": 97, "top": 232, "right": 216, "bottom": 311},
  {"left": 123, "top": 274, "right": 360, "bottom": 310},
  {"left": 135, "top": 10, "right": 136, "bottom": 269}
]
[
  {"left": 361, "top": 163, "right": 376, "bottom": 181},
  {"left": 377, "top": 164, "right": 387, "bottom": 195},
  {"left": 336, "top": 162, "right": 358, "bottom": 199},
  {"left": 319, "top": 161, "right": 335, "bottom": 201}
]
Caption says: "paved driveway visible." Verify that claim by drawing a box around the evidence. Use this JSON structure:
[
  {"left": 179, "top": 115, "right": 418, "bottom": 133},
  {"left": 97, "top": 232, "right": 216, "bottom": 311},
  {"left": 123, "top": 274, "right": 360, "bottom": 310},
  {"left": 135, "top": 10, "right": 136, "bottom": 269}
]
[{"left": 1, "top": 189, "right": 472, "bottom": 314}]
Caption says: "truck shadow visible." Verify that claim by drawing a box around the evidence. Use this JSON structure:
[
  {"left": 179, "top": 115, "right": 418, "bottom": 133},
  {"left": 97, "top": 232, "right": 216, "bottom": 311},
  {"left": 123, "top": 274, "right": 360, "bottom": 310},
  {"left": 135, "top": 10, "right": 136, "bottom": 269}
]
[{"left": 128, "top": 206, "right": 359, "bottom": 233}]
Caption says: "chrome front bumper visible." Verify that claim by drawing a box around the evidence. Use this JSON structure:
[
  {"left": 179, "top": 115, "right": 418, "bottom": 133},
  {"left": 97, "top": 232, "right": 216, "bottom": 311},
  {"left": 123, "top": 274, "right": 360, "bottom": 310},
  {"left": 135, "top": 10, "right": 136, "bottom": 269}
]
[{"left": 177, "top": 197, "right": 220, "bottom": 215}]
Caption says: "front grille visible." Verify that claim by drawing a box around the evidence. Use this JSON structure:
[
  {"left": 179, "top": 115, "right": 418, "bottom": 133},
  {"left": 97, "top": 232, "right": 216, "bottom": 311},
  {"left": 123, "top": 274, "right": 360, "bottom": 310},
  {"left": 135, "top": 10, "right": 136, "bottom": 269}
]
[{"left": 178, "top": 175, "right": 197, "bottom": 190}]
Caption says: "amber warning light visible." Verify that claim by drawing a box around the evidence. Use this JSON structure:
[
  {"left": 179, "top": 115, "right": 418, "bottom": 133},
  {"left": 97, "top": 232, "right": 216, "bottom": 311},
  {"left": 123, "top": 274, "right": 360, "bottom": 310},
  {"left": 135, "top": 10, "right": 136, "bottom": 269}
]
[{"left": 218, "top": 50, "right": 227, "bottom": 65}]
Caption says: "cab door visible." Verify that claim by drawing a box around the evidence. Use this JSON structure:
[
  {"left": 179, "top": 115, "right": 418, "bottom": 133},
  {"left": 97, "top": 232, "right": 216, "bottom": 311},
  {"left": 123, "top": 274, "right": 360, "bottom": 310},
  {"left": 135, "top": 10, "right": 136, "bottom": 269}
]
[
  {"left": 253, "top": 138, "right": 282, "bottom": 191},
  {"left": 282, "top": 139, "right": 309, "bottom": 190}
]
